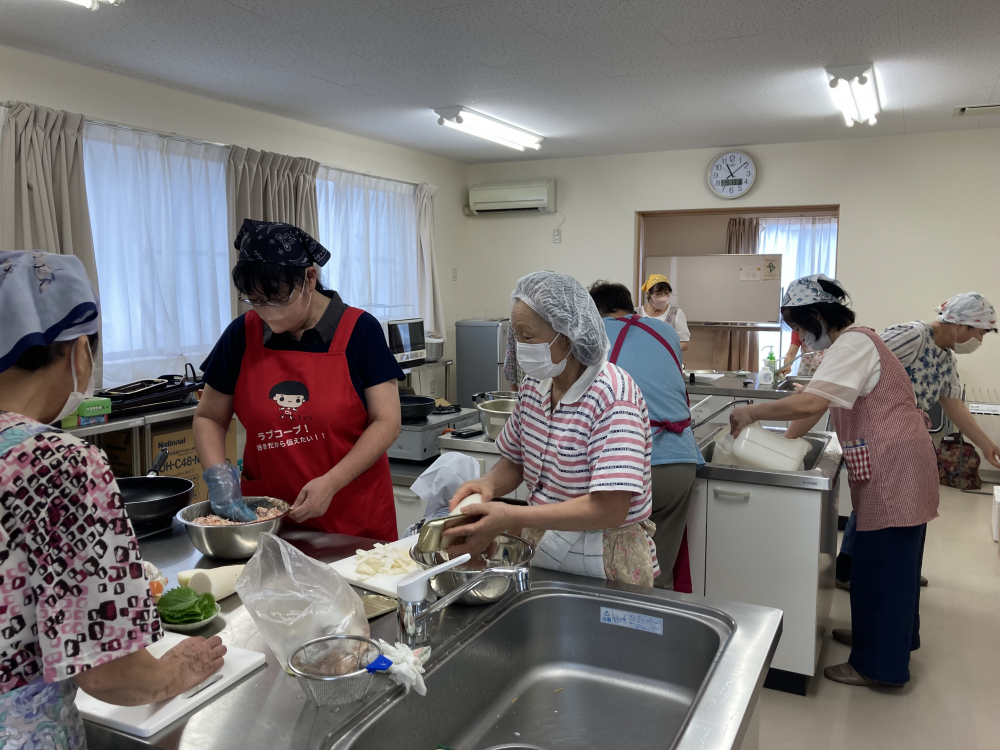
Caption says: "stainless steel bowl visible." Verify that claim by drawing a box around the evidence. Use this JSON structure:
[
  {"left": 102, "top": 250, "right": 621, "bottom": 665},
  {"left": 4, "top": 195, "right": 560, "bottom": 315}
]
[
  {"left": 424, "top": 336, "right": 444, "bottom": 363},
  {"left": 473, "top": 391, "right": 517, "bottom": 403},
  {"left": 476, "top": 398, "right": 516, "bottom": 441},
  {"left": 177, "top": 497, "right": 289, "bottom": 560},
  {"left": 409, "top": 533, "right": 534, "bottom": 605}
]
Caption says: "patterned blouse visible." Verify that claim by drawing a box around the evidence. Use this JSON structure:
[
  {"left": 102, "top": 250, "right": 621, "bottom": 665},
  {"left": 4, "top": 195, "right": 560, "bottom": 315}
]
[
  {"left": 0, "top": 412, "right": 162, "bottom": 749},
  {"left": 880, "top": 321, "right": 962, "bottom": 411}
]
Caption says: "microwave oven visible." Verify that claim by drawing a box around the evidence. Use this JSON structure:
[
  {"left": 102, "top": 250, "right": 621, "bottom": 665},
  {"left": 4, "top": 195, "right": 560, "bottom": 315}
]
[{"left": 387, "top": 318, "right": 426, "bottom": 367}]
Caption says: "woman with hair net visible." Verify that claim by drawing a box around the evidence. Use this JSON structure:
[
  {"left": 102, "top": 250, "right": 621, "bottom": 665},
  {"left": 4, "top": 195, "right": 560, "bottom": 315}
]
[{"left": 445, "top": 272, "right": 658, "bottom": 585}]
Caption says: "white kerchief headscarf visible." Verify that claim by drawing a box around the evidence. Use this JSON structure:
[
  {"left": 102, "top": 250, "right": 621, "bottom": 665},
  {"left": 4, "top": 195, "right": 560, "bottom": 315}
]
[
  {"left": 0, "top": 251, "right": 100, "bottom": 373},
  {"left": 937, "top": 293, "right": 997, "bottom": 331},
  {"left": 781, "top": 274, "right": 849, "bottom": 308}
]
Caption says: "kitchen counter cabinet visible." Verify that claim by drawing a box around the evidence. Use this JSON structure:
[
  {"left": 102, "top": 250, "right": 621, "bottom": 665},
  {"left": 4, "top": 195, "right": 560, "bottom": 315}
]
[{"left": 704, "top": 478, "right": 836, "bottom": 681}]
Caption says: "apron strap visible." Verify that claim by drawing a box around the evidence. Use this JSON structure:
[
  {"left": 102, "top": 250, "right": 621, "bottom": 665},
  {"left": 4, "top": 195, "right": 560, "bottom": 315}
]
[
  {"left": 330, "top": 307, "right": 363, "bottom": 355},
  {"left": 608, "top": 315, "right": 691, "bottom": 428}
]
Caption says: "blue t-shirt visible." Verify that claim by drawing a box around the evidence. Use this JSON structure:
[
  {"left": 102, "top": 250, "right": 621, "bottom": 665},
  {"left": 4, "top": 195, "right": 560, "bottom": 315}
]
[
  {"left": 603, "top": 316, "right": 704, "bottom": 467},
  {"left": 200, "top": 292, "right": 403, "bottom": 410}
]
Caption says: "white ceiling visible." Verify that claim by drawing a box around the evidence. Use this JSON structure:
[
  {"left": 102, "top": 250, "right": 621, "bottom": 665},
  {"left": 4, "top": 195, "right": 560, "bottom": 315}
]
[{"left": 1, "top": 0, "right": 998, "bottom": 164}]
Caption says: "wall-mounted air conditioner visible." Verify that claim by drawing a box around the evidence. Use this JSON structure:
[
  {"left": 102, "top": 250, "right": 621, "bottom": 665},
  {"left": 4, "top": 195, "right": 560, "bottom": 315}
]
[{"left": 467, "top": 179, "right": 556, "bottom": 215}]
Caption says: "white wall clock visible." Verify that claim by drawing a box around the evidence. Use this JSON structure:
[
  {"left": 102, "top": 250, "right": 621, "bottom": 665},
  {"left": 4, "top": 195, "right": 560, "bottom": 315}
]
[{"left": 708, "top": 151, "right": 756, "bottom": 199}]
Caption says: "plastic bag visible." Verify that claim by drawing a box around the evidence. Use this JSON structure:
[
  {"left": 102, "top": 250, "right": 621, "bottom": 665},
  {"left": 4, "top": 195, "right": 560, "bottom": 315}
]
[{"left": 235, "top": 534, "right": 368, "bottom": 670}]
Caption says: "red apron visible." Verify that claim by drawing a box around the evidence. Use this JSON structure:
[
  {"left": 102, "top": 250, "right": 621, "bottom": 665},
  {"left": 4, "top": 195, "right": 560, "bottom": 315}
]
[
  {"left": 608, "top": 315, "right": 693, "bottom": 593},
  {"left": 829, "top": 327, "right": 939, "bottom": 532},
  {"left": 608, "top": 315, "right": 691, "bottom": 434},
  {"left": 233, "top": 307, "right": 398, "bottom": 540}
]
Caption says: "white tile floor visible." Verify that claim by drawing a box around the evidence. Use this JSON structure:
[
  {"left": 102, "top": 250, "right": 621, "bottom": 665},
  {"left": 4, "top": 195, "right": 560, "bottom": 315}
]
[{"left": 759, "top": 486, "right": 1000, "bottom": 749}]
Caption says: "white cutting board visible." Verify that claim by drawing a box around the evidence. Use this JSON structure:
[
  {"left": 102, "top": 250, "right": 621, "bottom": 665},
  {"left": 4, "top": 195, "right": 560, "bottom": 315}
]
[
  {"left": 77, "top": 632, "right": 266, "bottom": 738},
  {"left": 330, "top": 535, "right": 420, "bottom": 598}
]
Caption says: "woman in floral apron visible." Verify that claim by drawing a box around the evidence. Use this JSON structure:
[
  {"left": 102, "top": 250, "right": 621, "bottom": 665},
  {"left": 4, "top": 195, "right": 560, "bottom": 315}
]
[
  {"left": 729, "top": 274, "right": 938, "bottom": 687},
  {"left": 0, "top": 252, "right": 224, "bottom": 749}
]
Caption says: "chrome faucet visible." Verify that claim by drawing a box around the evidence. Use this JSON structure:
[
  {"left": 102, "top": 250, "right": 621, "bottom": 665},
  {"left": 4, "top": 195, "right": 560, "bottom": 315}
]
[
  {"left": 395, "top": 554, "right": 530, "bottom": 649},
  {"left": 691, "top": 398, "right": 754, "bottom": 430}
]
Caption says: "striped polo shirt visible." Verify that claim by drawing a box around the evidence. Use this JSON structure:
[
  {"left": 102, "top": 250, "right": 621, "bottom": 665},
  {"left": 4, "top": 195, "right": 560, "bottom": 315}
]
[{"left": 496, "top": 361, "right": 653, "bottom": 527}]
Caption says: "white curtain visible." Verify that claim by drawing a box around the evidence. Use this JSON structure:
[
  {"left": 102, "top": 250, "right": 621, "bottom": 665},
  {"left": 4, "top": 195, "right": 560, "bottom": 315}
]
[
  {"left": 415, "top": 182, "right": 446, "bottom": 338},
  {"left": 759, "top": 217, "right": 838, "bottom": 291},
  {"left": 315, "top": 167, "right": 420, "bottom": 323},
  {"left": 83, "top": 123, "right": 231, "bottom": 386},
  {"left": 758, "top": 217, "right": 839, "bottom": 368}
]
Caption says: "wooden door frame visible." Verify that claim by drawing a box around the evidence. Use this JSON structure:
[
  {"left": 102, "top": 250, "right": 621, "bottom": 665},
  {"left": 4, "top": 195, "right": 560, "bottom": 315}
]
[{"left": 633, "top": 205, "right": 841, "bottom": 306}]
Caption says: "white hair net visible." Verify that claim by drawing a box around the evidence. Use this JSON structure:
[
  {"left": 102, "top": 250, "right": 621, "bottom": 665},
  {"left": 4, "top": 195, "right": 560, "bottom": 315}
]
[{"left": 511, "top": 272, "right": 609, "bottom": 366}]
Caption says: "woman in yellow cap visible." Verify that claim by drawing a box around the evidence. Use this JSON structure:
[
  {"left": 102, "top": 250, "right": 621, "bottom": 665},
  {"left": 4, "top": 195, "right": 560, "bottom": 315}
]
[{"left": 638, "top": 274, "right": 690, "bottom": 351}]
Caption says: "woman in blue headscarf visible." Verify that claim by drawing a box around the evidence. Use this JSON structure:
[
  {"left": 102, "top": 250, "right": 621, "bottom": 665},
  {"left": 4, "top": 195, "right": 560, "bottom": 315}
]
[{"left": 0, "top": 251, "right": 224, "bottom": 749}]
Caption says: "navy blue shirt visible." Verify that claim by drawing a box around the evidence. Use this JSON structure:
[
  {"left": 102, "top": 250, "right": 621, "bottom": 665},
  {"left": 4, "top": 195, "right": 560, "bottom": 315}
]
[{"left": 200, "top": 290, "right": 404, "bottom": 409}]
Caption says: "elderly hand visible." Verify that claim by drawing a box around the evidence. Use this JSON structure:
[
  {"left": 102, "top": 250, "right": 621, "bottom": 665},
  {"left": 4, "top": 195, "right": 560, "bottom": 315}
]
[
  {"left": 729, "top": 405, "right": 758, "bottom": 437},
  {"left": 441, "top": 501, "right": 516, "bottom": 557},
  {"left": 984, "top": 443, "right": 1000, "bottom": 470},
  {"left": 161, "top": 636, "right": 227, "bottom": 699},
  {"left": 290, "top": 473, "right": 341, "bottom": 522}
]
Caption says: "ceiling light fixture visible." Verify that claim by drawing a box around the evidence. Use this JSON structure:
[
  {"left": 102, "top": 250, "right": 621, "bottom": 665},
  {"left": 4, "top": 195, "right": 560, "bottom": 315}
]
[
  {"left": 826, "top": 65, "right": 881, "bottom": 127},
  {"left": 435, "top": 108, "right": 543, "bottom": 151},
  {"left": 59, "top": 0, "right": 123, "bottom": 10}
]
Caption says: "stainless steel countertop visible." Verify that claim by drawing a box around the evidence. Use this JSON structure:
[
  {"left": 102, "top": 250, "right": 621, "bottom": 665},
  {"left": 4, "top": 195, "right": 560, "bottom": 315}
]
[
  {"left": 91, "top": 525, "right": 781, "bottom": 750},
  {"left": 687, "top": 372, "right": 795, "bottom": 400}
]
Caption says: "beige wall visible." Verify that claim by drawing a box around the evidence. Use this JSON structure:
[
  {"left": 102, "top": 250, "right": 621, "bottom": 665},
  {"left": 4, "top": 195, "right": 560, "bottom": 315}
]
[
  {"left": 0, "top": 44, "right": 471, "bottom": 370},
  {"left": 467, "top": 128, "right": 1000, "bottom": 390}
]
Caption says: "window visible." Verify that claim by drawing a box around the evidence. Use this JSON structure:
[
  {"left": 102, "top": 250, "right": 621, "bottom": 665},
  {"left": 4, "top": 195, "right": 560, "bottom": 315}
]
[
  {"left": 757, "top": 217, "right": 838, "bottom": 373},
  {"left": 83, "top": 123, "right": 231, "bottom": 386},
  {"left": 315, "top": 167, "right": 419, "bottom": 322}
]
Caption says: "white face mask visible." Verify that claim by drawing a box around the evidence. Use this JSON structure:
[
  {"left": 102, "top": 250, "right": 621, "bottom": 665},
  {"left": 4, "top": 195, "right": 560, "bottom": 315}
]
[
  {"left": 802, "top": 325, "right": 833, "bottom": 351},
  {"left": 516, "top": 333, "right": 568, "bottom": 380},
  {"left": 57, "top": 339, "right": 96, "bottom": 421},
  {"left": 954, "top": 337, "right": 982, "bottom": 354}
]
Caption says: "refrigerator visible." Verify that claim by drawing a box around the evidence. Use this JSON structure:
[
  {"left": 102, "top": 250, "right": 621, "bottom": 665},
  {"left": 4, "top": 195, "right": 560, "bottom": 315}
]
[{"left": 455, "top": 318, "right": 512, "bottom": 407}]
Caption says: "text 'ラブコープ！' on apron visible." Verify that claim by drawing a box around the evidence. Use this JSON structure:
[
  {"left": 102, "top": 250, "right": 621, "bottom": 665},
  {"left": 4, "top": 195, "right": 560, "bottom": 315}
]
[{"left": 233, "top": 307, "right": 397, "bottom": 540}]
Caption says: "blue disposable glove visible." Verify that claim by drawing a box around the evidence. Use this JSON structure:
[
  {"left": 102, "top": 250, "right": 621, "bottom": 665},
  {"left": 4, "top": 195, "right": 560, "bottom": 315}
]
[{"left": 203, "top": 463, "right": 256, "bottom": 522}]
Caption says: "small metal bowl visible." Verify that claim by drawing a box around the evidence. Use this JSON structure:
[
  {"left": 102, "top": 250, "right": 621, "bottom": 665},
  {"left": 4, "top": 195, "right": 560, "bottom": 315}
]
[
  {"left": 409, "top": 533, "right": 534, "bottom": 606},
  {"left": 476, "top": 399, "right": 517, "bottom": 441},
  {"left": 176, "top": 497, "right": 289, "bottom": 560}
]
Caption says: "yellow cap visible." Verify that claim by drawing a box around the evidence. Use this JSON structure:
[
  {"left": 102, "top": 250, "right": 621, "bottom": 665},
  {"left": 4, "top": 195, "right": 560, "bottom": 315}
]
[{"left": 641, "top": 274, "right": 670, "bottom": 292}]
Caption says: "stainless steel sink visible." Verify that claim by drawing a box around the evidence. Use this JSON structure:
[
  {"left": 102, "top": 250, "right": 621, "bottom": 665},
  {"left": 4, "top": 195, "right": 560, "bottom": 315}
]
[
  {"left": 697, "top": 426, "right": 843, "bottom": 491},
  {"left": 330, "top": 579, "right": 779, "bottom": 750}
]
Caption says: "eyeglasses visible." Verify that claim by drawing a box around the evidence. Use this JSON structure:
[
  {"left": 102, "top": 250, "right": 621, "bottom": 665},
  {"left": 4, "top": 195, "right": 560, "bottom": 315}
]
[{"left": 240, "top": 286, "right": 303, "bottom": 308}]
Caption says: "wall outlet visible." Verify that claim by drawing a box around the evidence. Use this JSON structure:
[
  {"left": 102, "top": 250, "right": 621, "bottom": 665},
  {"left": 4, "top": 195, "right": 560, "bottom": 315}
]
[
  {"left": 452, "top": 267, "right": 458, "bottom": 281},
  {"left": 553, "top": 229, "right": 561, "bottom": 244}
]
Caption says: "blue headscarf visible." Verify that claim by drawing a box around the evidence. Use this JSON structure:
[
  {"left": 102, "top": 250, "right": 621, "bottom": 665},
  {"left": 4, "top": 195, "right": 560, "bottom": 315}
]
[
  {"left": 234, "top": 219, "right": 330, "bottom": 267},
  {"left": 0, "top": 251, "right": 100, "bottom": 373}
]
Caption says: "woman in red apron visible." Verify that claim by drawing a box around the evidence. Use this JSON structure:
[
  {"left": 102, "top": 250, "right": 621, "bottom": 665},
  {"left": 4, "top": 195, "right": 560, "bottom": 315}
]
[
  {"left": 728, "top": 274, "right": 938, "bottom": 687},
  {"left": 193, "top": 220, "right": 400, "bottom": 541},
  {"left": 588, "top": 281, "right": 702, "bottom": 592}
]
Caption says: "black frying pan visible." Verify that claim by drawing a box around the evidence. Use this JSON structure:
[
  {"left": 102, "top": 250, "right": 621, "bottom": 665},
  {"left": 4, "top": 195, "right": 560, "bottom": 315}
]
[
  {"left": 118, "top": 449, "right": 194, "bottom": 534},
  {"left": 400, "top": 395, "right": 436, "bottom": 421}
]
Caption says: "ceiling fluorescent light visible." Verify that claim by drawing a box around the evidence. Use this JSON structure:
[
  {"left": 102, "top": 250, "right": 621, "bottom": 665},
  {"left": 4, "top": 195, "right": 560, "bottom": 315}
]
[
  {"left": 435, "top": 108, "right": 543, "bottom": 151},
  {"left": 826, "top": 65, "right": 881, "bottom": 127},
  {"left": 61, "top": 0, "right": 100, "bottom": 8}
]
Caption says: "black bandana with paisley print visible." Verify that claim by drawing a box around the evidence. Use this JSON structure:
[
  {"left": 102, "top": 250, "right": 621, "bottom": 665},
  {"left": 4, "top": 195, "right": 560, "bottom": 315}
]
[{"left": 234, "top": 219, "right": 331, "bottom": 267}]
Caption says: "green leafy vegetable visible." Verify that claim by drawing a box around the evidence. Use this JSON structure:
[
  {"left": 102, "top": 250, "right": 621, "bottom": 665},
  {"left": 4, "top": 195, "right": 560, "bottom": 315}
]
[{"left": 156, "top": 587, "right": 217, "bottom": 624}]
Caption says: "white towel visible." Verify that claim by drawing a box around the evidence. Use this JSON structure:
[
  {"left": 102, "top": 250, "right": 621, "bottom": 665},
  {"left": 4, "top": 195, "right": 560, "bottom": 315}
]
[{"left": 530, "top": 530, "right": 606, "bottom": 579}]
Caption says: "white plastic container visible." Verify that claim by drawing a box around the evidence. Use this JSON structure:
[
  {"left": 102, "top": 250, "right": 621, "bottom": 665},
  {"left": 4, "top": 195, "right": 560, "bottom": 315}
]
[{"left": 732, "top": 424, "right": 810, "bottom": 471}]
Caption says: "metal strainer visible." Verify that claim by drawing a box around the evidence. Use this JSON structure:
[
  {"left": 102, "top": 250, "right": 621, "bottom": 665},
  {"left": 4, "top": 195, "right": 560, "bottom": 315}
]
[{"left": 287, "top": 635, "right": 382, "bottom": 706}]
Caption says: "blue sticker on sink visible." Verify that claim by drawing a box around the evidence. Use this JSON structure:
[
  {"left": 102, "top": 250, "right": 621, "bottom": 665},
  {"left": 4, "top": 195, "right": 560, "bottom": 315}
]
[{"left": 599, "top": 606, "right": 663, "bottom": 635}]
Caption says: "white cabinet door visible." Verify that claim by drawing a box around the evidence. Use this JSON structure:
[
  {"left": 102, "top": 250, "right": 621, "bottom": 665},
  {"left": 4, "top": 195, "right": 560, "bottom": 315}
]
[
  {"left": 686, "top": 478, "right": 708, "bottom": 596},
  {"left": 392, "top": 485, "right": 427, "bottom": 539},
  {"left": 705, "top": 479, "right": 822, "bottom": 675}
]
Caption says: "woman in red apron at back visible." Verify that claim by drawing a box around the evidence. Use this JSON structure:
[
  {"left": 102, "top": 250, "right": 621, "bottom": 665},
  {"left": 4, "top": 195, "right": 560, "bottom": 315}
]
[
  {"left": 193, "top": 220, "right": 401, "bottom": 541},
  {"left": 729, "top": 275, "right": 938, "bottom": 688}
]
